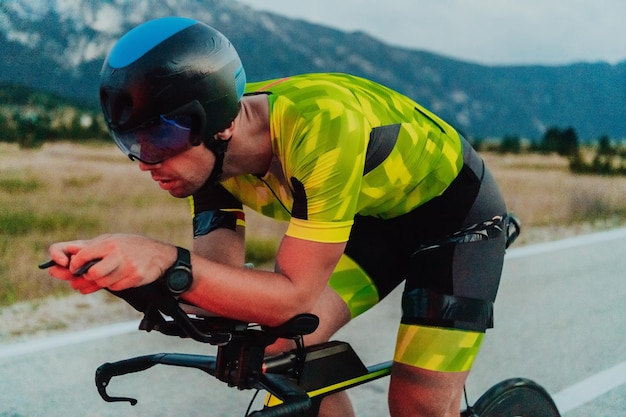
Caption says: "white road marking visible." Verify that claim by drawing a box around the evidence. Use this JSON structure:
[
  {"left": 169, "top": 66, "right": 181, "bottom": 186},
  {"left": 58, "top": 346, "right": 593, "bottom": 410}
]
[
  {"left": 552, "top": 361, "right": 626, "bottom": 413},
  {"left": 0, "top": 321, "right": 137, "bottom": 359}
]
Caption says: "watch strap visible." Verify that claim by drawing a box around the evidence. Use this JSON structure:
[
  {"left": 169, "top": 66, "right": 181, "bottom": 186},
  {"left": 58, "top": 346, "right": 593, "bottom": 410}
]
[{"left": 174, "top": 246, "right": 191, "bottom": 269}]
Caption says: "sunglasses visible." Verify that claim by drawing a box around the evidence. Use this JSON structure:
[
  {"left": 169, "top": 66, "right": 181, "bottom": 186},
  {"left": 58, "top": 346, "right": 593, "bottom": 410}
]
[{"left": 111, "top": 114, "right": 194, "bottom": 164}]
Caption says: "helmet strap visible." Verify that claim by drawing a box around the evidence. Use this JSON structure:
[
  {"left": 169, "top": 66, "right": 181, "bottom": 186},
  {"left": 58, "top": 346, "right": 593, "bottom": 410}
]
[{"left": 205, "top": 136, "right": 231, "bottom": 184}]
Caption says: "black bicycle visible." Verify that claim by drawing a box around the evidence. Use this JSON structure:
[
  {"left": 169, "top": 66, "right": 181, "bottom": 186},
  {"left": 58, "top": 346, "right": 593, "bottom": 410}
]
[
  {"left": 38, "top": 213, "right": 557, "bottom": 415},
  {"left": 87, "top": 214, "right": 560, "bottom": 416},
  {"left": 92, "top": 284, "right": 560, "bottom": 417}
]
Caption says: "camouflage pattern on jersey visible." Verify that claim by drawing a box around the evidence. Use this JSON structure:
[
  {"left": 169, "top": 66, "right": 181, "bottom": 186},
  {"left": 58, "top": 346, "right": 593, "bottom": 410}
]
[{"left": 221, "top": 73, "right": 463, "bottom": 243}]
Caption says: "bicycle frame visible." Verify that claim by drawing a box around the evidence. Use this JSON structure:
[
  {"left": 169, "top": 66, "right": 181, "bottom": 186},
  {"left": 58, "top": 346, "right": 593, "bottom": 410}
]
[
  {"left": 96, "top": 337, "right": 393, "bottom": 416},
  {"left": 95, "top": 292, "right": 392, "bottom": 417}
]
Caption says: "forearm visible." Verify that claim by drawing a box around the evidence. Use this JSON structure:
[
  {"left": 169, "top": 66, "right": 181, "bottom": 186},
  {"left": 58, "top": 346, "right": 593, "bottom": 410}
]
[
  {"left": 187, "top": 226, "right": 316, "bottom": 324},
  {"left": 182, "top": 255, "right": 319, "bottom": 326},
  {"left": 182, "top": 237, "right": 346, "bottom": 326}
]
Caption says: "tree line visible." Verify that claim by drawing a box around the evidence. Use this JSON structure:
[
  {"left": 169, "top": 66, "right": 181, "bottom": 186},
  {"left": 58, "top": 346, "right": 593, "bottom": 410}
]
[
  {"left": 1, "top": 83, "right": 625, "bottom": 176},
  {"left": 0, "top": 83, "right": 109, "bottom": 148},
  {"left": 473, "top": 127, "right": 626, "bottom": 176},
  {"left": 0, "top": 108, "right": 108, "bottom": 148}
]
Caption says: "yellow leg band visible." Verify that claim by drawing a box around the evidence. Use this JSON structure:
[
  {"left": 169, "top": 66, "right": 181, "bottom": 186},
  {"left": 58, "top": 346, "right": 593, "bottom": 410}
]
[
  {"left": 394, "top": 324, "right": 484, "bottom": 372},
  {"left": 328, "top": 254, "right": 379, "bottom": 318}
]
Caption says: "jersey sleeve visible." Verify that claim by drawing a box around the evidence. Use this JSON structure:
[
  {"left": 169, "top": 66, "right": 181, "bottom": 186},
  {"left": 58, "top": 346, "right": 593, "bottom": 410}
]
[{"left": 277, "top": 105, "right": 371, "bottom": 243}]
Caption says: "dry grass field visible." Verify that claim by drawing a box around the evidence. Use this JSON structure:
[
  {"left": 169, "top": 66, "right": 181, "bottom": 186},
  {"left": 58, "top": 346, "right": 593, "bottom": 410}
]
[
  {"left": 482, "top": 152, "right": 626, "bottom": 240},
  {"left": 1, "top": 142, "right": 625, "bottom": 309}
]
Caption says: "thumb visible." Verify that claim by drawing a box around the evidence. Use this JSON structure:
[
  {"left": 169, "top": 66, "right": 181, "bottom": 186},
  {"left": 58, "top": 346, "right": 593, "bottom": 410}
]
[{"left": 49, "top": 240, "right": 88, "bottom": 267}]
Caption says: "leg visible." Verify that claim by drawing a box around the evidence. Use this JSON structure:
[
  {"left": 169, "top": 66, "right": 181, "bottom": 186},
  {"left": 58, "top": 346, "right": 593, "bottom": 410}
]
[
  {"left": 389, "top": 363, "right": 469, "bottom": 417},
  {"left": 389, "top": 324, "right": 485, "bottom": 417}
]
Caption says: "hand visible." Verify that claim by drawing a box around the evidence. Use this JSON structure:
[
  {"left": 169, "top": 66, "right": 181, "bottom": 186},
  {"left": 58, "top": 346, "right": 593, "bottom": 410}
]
[{"left": 46, "top": 234, "right": 178, "bottom": 294}]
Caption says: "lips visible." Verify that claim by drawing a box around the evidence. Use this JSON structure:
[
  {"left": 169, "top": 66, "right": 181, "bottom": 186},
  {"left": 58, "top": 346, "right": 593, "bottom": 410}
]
[{"left": 152, "top": 175, "right": 174, "bottom": 189}]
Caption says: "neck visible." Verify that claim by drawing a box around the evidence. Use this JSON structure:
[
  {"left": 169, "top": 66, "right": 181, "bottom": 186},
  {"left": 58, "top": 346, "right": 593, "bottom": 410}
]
[{"left": 221, "top": 94, "right": 272, "bottom": 178}]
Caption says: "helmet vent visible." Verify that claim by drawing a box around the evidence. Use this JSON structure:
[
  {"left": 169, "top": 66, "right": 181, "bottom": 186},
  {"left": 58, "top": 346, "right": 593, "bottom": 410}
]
[
  {"left": 100, "top": 90, "right": 134, "bottom": 129},
  {"left": 115, "top": 94, "right": 134, "bottom": 126}
]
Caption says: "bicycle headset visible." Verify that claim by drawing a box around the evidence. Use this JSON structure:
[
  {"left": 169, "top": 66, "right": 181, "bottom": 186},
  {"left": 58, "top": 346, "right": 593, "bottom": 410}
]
[{"left": 99, "top": 16, "right": 247, "bottom": 181}]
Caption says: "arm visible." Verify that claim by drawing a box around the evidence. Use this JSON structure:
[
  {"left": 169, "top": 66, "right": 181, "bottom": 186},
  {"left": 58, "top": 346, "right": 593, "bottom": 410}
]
[
  {"left": 193, "top": 224, "right": 246, "bottom": 267},
  {"left": 185, "top": 234, "right": 345, "bottom": 326},
  {"left": 46, "top": 230, "right": 344, "bottom": 327},
  {"left": 186, "top": 180, "right": 346, "bottom": 325}
]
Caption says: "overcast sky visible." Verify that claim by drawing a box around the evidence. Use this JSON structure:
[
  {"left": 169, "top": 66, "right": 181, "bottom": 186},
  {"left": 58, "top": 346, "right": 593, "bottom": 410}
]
[{"left": 236, "top": 0, "right": 625, "bottom": 66}]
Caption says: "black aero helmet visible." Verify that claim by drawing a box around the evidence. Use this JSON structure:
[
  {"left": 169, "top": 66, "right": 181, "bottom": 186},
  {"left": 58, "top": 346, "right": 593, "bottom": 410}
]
[{"left": 99, "top": 16, "right": 246, "bottom": 165}]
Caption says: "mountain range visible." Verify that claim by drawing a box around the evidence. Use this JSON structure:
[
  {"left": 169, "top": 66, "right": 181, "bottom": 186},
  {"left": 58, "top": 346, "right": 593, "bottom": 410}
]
[{"left": 1, "top": 0, "right": 624, "bottom": 140}]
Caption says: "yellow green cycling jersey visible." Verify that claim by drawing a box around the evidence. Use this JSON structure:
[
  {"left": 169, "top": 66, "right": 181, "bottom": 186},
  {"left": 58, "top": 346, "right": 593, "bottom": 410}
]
[{"left": 200, "top": 73, "right": 463, "bottom": 243}]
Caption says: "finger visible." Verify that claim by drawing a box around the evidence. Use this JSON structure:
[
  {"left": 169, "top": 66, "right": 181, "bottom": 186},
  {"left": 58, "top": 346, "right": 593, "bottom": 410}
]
[
  {"left": 69, "top": 251, "right": 105, "bottom": 276},
  {"left": 107, "top": 279, "right": 135, "bottom": 292},
  {"left": 78, "top": 265, "right": 120, "bottom": 290},
  {"left": 48, "top": 240, "right": 87, "bottom": 268},
  {"left": 78, "top": 282, "right": 102, "bottom": 294},
  {"left": 72, "top": 259, "right": 102, "bottom": 276},
  {"left": 47, "top": 265, "right": 77, "bottom": 281},
  {"left": 65, "top": 241, "right": 90, "bottom": 253},
  {"left": 70, "top": 277, "right": 101, "bottom": 294}
]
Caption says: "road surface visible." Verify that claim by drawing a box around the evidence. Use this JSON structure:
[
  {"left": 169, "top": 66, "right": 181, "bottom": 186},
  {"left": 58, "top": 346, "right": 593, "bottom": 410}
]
[{"left": 1, "top": 228, "right": 625, "bottom": 416}]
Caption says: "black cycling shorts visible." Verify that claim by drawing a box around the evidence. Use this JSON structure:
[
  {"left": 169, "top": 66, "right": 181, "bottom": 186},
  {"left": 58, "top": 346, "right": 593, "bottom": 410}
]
[{"left": 342, "top": 138, "right": 507, "bottom": 332}]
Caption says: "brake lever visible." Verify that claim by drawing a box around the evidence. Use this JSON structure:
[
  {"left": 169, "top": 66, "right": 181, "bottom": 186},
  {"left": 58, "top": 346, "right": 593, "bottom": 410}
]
[
  {"left": 96, "top": 370, "right": 138, "bottom": 406},
  {"left": 38, "top": 258, "right": 102, "bottom": 276}
]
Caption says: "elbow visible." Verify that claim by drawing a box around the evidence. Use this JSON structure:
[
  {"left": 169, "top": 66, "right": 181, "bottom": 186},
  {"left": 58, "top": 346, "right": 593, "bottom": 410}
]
[{"left": 266, "top": 290, "right": 318, "bottom": 327}]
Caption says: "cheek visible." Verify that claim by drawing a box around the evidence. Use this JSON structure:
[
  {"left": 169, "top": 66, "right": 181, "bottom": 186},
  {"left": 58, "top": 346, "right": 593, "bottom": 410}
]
[{"left": 186, "top": 146, "right": 214, "bottom": 186}]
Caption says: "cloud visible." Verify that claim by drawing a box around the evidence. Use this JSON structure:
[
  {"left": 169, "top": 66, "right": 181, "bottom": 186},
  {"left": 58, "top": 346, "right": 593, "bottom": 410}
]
[
  {"left": 89, "top": 3, "right": 124, "bottom": 34},
  {"left": 237, "top": 0, "right": 626, "bottom": 65}
]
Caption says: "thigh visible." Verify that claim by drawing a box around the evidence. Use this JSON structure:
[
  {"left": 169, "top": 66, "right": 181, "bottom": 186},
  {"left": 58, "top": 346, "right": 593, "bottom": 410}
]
[
  {"left": 402, "top": 166, "right": 507, "bottom": 329},
  {"left": 343, "top": 214, "right": 408, "bottom": 300}
]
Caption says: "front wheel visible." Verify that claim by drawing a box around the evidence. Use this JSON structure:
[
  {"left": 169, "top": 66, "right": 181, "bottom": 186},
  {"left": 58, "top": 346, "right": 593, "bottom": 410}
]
[{"left": 463, "top": 378, "right": 561, "bottom": 417}]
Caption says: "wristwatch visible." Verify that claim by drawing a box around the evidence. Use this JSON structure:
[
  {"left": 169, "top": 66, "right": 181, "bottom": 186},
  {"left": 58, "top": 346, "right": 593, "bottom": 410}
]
[{"left": 161, "top": 246, "right": 193, "bottom": 297}]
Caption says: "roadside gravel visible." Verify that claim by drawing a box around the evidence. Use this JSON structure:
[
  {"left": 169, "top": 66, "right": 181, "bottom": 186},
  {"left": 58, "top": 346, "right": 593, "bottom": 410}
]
[
  {"left": 1, "top": 222, "right": 624, "bottom": 344},
  {"left": 0, "top": 291, "right": 141, "bottom": 344}
]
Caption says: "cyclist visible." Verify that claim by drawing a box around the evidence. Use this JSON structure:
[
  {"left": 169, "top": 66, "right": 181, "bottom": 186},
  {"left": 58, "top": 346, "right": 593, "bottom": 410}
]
[{"left": 45, "top": 17, "right": 508, "bottom": 417}]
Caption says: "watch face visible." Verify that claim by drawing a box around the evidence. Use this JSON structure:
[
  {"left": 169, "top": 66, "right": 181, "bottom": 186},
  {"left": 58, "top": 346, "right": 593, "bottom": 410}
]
[{"left": 168, "top": 268, "right": 192, "bottom": 293}]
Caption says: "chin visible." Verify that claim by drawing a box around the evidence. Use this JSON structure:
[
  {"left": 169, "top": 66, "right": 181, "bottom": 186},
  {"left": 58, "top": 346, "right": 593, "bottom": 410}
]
[{"left": 168, "top": 189, "right": 191, "bottom": 198}]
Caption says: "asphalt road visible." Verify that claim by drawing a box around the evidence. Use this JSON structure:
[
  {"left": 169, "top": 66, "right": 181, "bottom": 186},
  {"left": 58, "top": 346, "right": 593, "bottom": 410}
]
[{"left": 1, "top": 228, "right": 625, "bottom": 416}]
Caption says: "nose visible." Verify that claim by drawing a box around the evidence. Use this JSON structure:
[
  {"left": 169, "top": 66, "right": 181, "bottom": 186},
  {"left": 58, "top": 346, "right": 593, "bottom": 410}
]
[{"left": 138, "top": 160, "right": 162, "bottom": 171}]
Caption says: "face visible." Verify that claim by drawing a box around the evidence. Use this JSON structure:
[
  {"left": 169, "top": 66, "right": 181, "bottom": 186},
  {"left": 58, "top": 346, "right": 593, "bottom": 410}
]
[{"left": 138, "top": 143, "right": 215, "bottom": 198}]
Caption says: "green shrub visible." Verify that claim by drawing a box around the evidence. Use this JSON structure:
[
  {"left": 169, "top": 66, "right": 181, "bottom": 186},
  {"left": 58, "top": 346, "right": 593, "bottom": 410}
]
[
  {"left": 0, "top": 177, "right": 42, "bottom": 193},
  {"left": 0, "top": 209, "right": 99, "bottom": 236},
  {"left": 62, "top": 174, "right": 102, "bottom": 188},
  {"left": 245, "top": 238, "right": 279, "bottom": 267}
]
